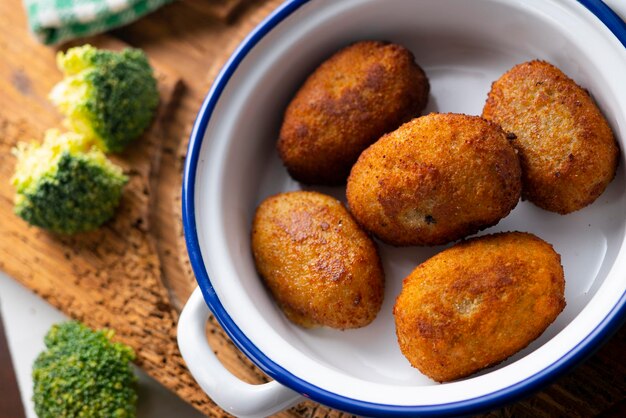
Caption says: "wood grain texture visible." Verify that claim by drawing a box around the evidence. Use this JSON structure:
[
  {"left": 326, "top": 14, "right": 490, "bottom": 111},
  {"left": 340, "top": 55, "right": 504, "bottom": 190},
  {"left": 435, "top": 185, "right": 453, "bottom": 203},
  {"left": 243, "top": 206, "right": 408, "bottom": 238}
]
[
  {"left": 0, "top": 4, "right": 218, "bottom": 415},
  {"left": 0, "top": 0, "right": 624, "bottom": 417},
  {"left": 183, "top": 0, "right": 250, "bottom": 23}
]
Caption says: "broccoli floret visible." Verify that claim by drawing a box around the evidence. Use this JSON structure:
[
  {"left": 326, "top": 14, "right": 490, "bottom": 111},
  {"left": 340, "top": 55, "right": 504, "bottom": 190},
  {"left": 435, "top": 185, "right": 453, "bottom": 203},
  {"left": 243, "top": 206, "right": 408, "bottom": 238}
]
[
  {"left": 12, "top": 129, "right": 128, "bottom": 234},
  {"left": 49, "top": 45, "right": 159, "bottom": 153},
  {"left": 32, "top": 321, "right": 137, "bottom": 418}
]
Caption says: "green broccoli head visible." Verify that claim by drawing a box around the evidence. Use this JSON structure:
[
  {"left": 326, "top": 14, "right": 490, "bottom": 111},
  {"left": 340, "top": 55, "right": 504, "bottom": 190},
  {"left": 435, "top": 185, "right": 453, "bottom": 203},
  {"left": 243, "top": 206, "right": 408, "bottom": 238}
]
[
  {"left": 49, "top": 45, "right": 159, "bottom": 153},
  {"left": 32, "top": 321, "right": 137, "bottom": 418},
  {"left": 12, "top": 129, "right": 128, "bottom": 234}
]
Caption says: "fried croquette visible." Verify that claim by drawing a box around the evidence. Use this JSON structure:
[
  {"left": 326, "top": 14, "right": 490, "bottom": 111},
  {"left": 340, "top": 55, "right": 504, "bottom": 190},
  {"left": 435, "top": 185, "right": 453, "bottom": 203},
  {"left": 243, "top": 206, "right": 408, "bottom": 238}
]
[
  {"left": 394, "top": 232, "right": 566, "bottom": 382},
  {"left": 251, "top": 191, "right": 384, "bottom": 329},
  {"left": 278, "top": 40, "right": 429, "bottom": 185},
  {"left": 346, "top": 113, "right": 521, "bottom": 246},
  {"left": 482, "top": 60, "right": 619, "bottom": 214}
]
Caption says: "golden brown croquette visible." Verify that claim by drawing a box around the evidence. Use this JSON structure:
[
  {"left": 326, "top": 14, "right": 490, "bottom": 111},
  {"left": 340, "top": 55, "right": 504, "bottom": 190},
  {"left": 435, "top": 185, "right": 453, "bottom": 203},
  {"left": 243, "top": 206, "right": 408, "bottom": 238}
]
[
  {"left": 251, "top": 191, "right": 384, "bottom": 329},
  {"left": 482, "top": 60, "right": 619, "bottom": 214},
  {"left": 393, "top": 232, "right": 566, "bottom": 382},
  {"left": 346, "top": 113, "right": 521, "bottom": 246},
  {"left": 278, "top": 40, "right": 429, "bottom": 185}
]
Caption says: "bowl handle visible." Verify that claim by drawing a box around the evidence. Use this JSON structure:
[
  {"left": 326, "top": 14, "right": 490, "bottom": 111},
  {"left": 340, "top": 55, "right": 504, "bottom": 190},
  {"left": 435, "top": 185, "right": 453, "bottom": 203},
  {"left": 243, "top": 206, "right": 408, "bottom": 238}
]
[{"left": 178, "top": 287, "right": 304, "bottom": 417}]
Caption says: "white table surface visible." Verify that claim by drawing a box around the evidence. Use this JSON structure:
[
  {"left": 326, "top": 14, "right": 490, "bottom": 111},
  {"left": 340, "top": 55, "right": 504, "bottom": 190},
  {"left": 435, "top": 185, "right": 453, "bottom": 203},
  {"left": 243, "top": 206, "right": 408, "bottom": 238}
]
[{"left": 1, "top": 2, "right": 624, "bottom": 418}]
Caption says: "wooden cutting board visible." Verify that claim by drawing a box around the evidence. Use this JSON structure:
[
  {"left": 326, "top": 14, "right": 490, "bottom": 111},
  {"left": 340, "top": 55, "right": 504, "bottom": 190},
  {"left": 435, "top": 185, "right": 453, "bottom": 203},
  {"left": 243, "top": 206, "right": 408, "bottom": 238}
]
[{"left": 0, "top": 0, "right": 624, "bottom": 417}]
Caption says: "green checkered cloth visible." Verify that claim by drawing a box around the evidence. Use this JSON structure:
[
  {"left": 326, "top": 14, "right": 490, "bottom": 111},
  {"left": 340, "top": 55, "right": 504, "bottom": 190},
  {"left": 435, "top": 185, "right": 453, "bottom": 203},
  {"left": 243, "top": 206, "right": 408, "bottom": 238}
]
[{"left": 24, "top": 0, "right": 173, "bottom": 45}]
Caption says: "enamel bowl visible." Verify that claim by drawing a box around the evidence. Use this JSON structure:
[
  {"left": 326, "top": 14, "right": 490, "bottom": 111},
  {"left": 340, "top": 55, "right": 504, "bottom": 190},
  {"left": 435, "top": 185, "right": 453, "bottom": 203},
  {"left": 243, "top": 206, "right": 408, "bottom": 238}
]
[{"left": 178, "top": 0, "right": 626, "bottom": 416}]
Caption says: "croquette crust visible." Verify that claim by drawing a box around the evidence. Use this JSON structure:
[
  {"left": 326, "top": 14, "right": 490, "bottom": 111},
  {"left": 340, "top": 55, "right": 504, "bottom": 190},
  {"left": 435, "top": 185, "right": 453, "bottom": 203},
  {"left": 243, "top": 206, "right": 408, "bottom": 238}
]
[
  {"left": 278, "top": 40, "right": 429, "bottom": 185},
  {"left": 393, "top": 232, "right": 566, "bottom": 382},
  {"left": 482, "top": 60, "right": 619, "bottom": 214},
  {"left": 251, "top": 191, "right": 384, "bottom": 329},
  {"left": 346, "top": 113, "right": 521, "bottom": 246}
]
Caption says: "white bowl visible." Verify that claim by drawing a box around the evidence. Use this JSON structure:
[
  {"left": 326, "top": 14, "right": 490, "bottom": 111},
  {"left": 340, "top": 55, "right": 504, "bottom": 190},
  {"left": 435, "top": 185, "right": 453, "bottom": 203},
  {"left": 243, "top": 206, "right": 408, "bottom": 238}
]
[{"left": 178, "top": 0, "right": 626, "bottom": 416}]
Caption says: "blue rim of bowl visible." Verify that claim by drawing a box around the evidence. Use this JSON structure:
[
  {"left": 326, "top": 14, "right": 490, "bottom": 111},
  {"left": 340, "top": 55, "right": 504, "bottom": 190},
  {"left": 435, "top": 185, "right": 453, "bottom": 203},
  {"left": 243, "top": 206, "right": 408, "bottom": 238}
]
[{"left": 182, "top": 0, "right": 626, "bottom": 416}]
